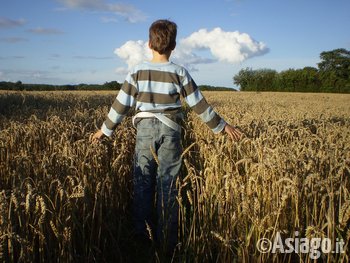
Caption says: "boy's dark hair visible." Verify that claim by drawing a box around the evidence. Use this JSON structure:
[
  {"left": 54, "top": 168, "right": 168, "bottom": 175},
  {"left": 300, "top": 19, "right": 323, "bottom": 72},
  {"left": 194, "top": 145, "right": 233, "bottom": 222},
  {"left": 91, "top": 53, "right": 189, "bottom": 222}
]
[{"left": 149, "top": 19, "right": 177, "bottom": 55}]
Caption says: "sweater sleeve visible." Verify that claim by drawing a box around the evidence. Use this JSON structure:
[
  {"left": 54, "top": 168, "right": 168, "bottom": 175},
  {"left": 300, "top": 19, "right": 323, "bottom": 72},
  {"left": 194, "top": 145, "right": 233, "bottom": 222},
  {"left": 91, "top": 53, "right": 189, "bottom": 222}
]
[
  {"left": 180, "top": 70, "right": 226, "bottom": 134},
  {"left": 101, "top": 73, "right": 138, "bottom": 136}
]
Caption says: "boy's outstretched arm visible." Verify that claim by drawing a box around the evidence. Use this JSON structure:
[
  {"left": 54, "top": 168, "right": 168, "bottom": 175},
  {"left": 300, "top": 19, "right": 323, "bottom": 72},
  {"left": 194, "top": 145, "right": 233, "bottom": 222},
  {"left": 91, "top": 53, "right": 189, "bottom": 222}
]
[
  {"left": 224, "top": 124, "right": 242, "bottom": 141},
  {"left": 91, "top": 72, "right": 137, "bottom": 144},
  {"left": 181, "top": 72, "right": 243, "bottom": 141}
]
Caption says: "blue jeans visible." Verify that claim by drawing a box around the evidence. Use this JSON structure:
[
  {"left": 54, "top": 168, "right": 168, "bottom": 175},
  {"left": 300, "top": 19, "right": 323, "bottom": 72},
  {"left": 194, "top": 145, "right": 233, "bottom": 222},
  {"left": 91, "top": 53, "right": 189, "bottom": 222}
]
[{"left": 133, "top": 118, "right": 182, "bottom": 250}]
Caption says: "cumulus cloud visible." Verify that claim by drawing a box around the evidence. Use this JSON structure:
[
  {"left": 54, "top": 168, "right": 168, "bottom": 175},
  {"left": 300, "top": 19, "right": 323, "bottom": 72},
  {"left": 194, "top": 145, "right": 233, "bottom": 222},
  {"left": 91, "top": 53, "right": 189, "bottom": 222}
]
[
  {"left": 56, "top": 0, "right": 147, "bottom": 23},
  {"left": 114, "top": 40, "right": 152, "bottom": 70},
  {"left": 171, "top": 48, "right": 215, "bottom": 71},
  {"left": 0, "top": 17, "right": 26, "bottom": 28},
  {"left": 180, "top": 28, "right": 268, "bottom": 63},
  {"left": 114, "top": 40, "right": 215, "bottom": 72},
  {"left": 114, "top": 27, "right": 268, "bottom": 73}
]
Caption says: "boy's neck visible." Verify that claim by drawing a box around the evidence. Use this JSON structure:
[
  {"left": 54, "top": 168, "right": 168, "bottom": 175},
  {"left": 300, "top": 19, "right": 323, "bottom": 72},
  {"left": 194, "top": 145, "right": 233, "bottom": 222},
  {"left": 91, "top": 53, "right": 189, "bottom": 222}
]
[{"left": 150, "top": 50, "right": 171, "bottom": 63}]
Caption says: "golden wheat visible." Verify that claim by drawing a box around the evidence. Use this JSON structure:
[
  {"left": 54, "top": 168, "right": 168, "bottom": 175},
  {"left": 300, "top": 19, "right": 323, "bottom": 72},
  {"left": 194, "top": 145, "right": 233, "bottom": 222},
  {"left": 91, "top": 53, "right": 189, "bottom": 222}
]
[{"left": 0, "top": 90, "right": 349, "bottom": 262}]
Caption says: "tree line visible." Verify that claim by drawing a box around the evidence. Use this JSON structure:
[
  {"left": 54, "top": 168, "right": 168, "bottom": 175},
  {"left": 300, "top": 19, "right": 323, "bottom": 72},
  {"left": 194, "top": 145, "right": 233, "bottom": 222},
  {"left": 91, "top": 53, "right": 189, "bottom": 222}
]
[
  {"left": 0, "top": 81, "right": 236, "bottom": 92},
  {"left": 233, "top": 48, "right": 350, "bottom": 93},
  {"left": 0, "top": 81, "right": 122, "bottom": 91}
]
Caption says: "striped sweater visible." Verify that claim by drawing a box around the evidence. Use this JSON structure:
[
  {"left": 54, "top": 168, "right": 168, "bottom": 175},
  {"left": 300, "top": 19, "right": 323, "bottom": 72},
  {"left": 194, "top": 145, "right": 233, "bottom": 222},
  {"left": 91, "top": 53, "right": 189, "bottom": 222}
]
[{"left": 101, "top": 61, "right": 226, "bottom": 136}]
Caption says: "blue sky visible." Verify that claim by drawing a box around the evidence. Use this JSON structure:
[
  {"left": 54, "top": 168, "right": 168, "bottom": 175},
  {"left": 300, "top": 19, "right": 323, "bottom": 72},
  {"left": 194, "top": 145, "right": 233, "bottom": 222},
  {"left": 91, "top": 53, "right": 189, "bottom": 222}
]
[{"left": 0, "top": 0, "right": 349, "bottom": 88}]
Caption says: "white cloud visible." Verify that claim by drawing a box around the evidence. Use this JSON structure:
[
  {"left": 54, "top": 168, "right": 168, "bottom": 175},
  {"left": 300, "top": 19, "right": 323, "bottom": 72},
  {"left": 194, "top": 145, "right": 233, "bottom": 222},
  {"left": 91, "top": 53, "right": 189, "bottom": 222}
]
[
  {"left": 56, "top": 0, "right": 147, "bottom": 23},
  {"left": 114, "top": 40, "right": 152, "bottom": 70},
  {"left": 114, "top": 27, "right": 268, "bottom": 73},
  {"left": 114, "top": 40, "right": 216, "bottom": 73},
  {"left": 171, "top": 48, "right": 215, "bottom": 71},
  {"left": 180, "top": 28, "right": 268, "bottom": 63}
]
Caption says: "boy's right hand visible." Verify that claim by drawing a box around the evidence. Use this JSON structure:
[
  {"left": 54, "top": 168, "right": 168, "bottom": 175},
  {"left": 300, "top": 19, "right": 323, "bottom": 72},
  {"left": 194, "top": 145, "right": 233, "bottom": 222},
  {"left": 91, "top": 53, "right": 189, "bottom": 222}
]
[
  {"left": 91, "top": 130, "right": 105, "bottom": 144},
  {"left": 224, "top": 124, "right": 243, "bottom": 141}
]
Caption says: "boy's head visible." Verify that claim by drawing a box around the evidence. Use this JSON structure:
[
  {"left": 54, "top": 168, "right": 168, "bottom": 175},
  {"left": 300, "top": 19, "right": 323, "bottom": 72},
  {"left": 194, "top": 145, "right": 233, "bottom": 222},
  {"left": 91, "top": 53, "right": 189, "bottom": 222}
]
[{"left": 149, "top": 19, "right": 177, "bottom": 55}]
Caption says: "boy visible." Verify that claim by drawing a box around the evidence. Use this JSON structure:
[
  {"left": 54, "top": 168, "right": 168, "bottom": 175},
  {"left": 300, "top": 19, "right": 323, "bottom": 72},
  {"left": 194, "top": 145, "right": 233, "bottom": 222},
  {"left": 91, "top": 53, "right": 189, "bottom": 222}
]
[{"left": 92, "top": 19, "right": 242, "bottom": 253}]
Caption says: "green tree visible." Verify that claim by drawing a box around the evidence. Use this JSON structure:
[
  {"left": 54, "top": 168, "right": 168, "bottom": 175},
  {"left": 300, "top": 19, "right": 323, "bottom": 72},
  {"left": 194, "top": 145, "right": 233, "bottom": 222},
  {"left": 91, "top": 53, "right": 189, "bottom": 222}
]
[
  {"left": 103, "top": 81, "right": 121, "bottom": 90},
  {"left": 255, "top": 69, "right": 277, "bottom": 91},
  {"left": 233, "top": 68, "right": 255, "bottom": 91},
  {"left": 301, "top": 67, "right": 320, "bottom": 92},
  {"left": 278, "top": 69, "right": 297, "bottom": 92},
  {"left": 318, "top": 48, "right": 350, "bottom": 92}
]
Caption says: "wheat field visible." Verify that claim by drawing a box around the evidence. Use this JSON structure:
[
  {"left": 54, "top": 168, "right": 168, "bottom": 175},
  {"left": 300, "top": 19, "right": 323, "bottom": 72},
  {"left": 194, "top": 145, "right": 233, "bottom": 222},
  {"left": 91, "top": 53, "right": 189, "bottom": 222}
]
[{"left": 0, "top": 90, "right": 349, "bottom": 262}]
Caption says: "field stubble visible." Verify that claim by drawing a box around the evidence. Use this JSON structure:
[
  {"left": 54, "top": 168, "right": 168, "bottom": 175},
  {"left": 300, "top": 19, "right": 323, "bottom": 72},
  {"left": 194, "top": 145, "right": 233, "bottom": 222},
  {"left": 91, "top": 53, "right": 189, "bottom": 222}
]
[{"left": 0, "top": 91, "right": 349, "bottom": 262}]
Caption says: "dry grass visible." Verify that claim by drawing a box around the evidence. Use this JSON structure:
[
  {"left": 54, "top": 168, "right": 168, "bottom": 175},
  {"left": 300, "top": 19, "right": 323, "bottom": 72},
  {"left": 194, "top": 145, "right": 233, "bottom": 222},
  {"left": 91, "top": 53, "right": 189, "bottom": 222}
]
[{"left": 0, "top": 90, "right": 349, "bottom": 262}]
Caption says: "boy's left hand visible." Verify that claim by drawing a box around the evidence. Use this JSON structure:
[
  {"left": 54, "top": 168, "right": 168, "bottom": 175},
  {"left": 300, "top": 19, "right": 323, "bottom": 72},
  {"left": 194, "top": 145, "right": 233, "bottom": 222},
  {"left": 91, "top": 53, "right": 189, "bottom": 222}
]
[
  {"left": 91, "top": 130, "right": 105, "bottom": 144},
  {"left": 224, "top": 124, "right": 243, "bottom": 141}
]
